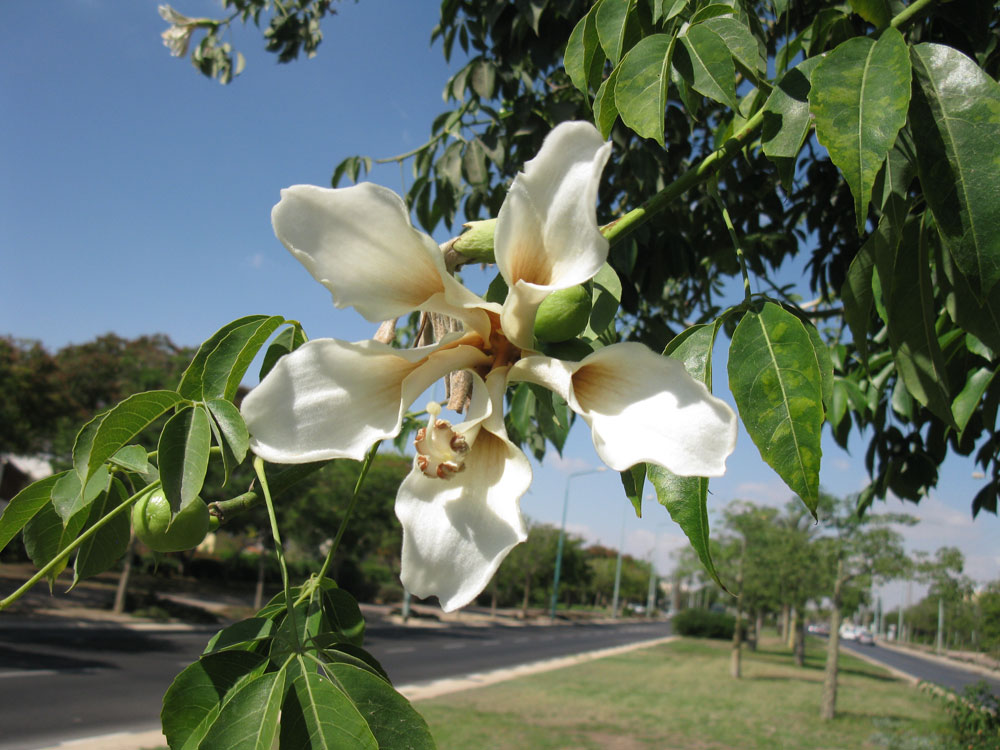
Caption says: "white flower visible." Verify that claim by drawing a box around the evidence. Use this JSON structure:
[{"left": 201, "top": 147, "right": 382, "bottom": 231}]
[
  {"left": 159, "top": 5, "right": 196, "bottom": 57},
  {"left": 241, "top": 122, "right": 738, "bottom": 612}
]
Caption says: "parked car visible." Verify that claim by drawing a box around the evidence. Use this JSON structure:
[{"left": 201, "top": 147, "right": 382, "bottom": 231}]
[
  {"left": 807, "top": 622, "right": 830, "bottom": 635},
  {"left": 855, "top": 629, "right": 875, "bottom": 646},
  {"left": 839, "top": 623, "right": 858, "bottom": 641}
]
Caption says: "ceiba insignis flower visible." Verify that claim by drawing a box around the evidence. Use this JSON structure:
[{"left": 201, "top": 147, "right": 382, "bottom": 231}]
[{"left": 241, "top": 122, "right": 737, "bottom": 611}]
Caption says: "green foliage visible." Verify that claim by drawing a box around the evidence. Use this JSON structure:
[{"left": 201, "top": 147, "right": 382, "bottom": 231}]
[
  {"left": 672, "top": 607, "right": 737, "bottom": 639},
  {"left": 927, "top": 680, "right": 1000, "bottom": 750}
]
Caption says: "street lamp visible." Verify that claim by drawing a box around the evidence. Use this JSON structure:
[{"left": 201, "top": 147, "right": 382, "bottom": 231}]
[{"left": 549, "top": 467, "right": 606, "bottom": 619}]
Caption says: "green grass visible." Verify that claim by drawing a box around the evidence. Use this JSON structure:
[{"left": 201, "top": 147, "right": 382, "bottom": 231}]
[{"left": 416, "top": 636, "right": 956, "bottom": 749}]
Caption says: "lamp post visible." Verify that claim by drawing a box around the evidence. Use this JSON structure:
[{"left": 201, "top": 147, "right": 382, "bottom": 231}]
[{"left": 549, "top": 467, "right": 606, "bottom": 619}]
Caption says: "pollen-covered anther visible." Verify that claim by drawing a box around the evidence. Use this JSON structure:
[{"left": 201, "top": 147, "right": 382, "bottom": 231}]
[{"left": 415, "top": 401, "right": 470, "bottom": 480}]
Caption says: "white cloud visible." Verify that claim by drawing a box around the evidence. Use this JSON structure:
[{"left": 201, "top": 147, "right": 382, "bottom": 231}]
[
  {"left": 248, "top": 252, "right": 265, "bottom": 269},
  {"left": 540, "top": 452, "right": 597, "bottom": 475}
]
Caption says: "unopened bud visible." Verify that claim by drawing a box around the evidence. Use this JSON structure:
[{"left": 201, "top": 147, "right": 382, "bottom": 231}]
[{"left": 452, "top": 219, "right": 497, "bottom": 264}]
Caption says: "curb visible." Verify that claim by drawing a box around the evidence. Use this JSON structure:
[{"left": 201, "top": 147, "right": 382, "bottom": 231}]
[{"left": 875, "top": 640, "right": 1000, "bottom": 681}]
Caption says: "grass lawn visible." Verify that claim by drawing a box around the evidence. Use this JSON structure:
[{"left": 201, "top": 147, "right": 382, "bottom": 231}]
[{"left": 416, "top": 635, "right": 955, "bottom": 749}]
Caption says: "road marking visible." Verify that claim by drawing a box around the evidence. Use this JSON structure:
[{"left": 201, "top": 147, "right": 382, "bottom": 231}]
[
  {"left": 442, "top": 643, "right": 466, "bottom": 650},
  {"left": 513, "top": 636, "right": 529, "bottom": 643},
  {"left": 0, "top": 669, "right": 58, "bottom": 679},
  {"left": 480, "top": 640, "right": 501, "bottom": 646},
  {"left": 385, "top": 646, "right": 415, "bottom": 654}
]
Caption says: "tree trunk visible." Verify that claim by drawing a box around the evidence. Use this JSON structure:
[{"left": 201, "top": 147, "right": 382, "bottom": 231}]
[
  {"left": 820, "top": 560, "right": 844, "bottom": 721},
  {"left": 780, "top": 603, "right": 791, "bottom": 639},
  {"left": 113, "top": 530, "right": 135, "bottom": 614},
  {"left": 521, "top": 571, "right": 531, "bottom": 618},
  {"left": 752, "top": 610, "right": 763, "bottom": 651},
  {"left": 794, "top": 613, "right": 806, "bottom": 667},
  {"left": 787, "top": 606, "right": 797, "bottom": 649},
  {"left": 730, "top": 536, "right": 746, "bottom": 679}
]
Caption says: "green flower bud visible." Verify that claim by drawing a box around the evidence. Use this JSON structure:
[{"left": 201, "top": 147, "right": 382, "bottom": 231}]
[
  {"left": 534, "top": 285, "right": 593, "bottom": 343},
  {"left": 452, "top": 219, "right": 498, "bottom": 263}
]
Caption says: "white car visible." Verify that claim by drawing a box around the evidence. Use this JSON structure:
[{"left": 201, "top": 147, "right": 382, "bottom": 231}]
[
  {"left": 855, "top": 629, "right": 875, "bottom": 646},
  {"left": 839, "top": 624, "right": 858, "bottom": 641}
]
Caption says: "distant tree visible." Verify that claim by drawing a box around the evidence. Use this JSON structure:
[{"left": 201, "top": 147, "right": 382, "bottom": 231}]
[{"left": 0, "top": 338, "right": 65, "bottom": 454}]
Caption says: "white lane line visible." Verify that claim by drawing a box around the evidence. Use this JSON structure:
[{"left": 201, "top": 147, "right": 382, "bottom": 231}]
[
  {"left": 442, "top": 643, "right": 466, "bottom": 650},
  {"left": 0, "top": 669, "right": 58, "bottom": 679},
  {"left": 385, "top": 646, "right": 415, "bottom": 654}
]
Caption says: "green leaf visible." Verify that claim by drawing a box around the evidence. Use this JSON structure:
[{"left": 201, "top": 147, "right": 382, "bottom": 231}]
[
  {"left": 204, "top": 618, "right": 277, "bottom": 655},
  {"left": 259, "top": 323, "right": 308, "bottom": 381},
  {"left": 649, "top": 321, "right": 728, "bottom": 590},
  {"left": 565, "top": 0, "right": 606, "bottom": 94},
  {"left": 108, "top": 445, "right": 151, "bottom": 474},
  {"left": 937, "top": 222, "right": 1000, "bottom": 354},
  {"left": 73, "top": 477, "right": 130, "bottom": 585},
  {"left": 701, "top": 16, "right": 765, "bottom": 82},
  {"left": 689, "top": 4, "right": 734, "bottom": 23},
  {"left": 595, "top": 0, "right": 637, "bottom": 67},
  {"left": 593, "top": 65, "right": 622, "bottom": 138},
  {"left": 584, "top": 262, "right": 622, "bottom": 339},
  {"left": 619, "top": 464, "right": 645, "bottom": 518},
  {"left": 280, "top": 656, "right": 378, "bottom": 750},
  {"left": 728, "top": 302, "right": 823, "bottom": 514},
  {"left": 470, "top": 60, "right": 496, "bottom": 99},
  {"left": 206, "top": 398, "right": 250, "bottom": 485},
  {"left": 809, "top": 29, "right": 911, "bottom": 234},
  {"left": 85, "top": 390, "right": 184, "bottom": 482},
  {"left": 675, "top": 24, "right": 739, "bottom": 110},
  {"left": 323, "top": 588, "right": 366, "bottom": 647},
  {"left": 910, "top": 43, "right": 1000, "bottom": 301},
  {"left": 161, "top": 650, "right": 267, "bottom": 750},
  {"left": 179, "top": 315, "right": 274, "bottom": 400},
  {"left": 876, "top": 217, "right": 956, "bottom": 427},
  {"left": 326, "top": 663, "right": 437, "bottom": 749},
  {"left": 614, "top": 34, "right": 675, "bottom": 146},
  {"left": 761, "top": 56, "right": 822, "bottom": 161},
  {"left": 203, "top": 316, "right": 285, "bottom": 401},
  {"left": 52, "top": 465, "right": 108, "bottom": 525},
  {"left": 199, "top": 669, "right": 285, "bottom": 750},
  {"left": 23, "top": 496, "right": 89, "bottom": 584},
  {"left": 71, "top": 411, "right": 106, "bottom": 481},
  {"left": 158, "top": 405, "right": 213, "bottom": 514},
  {"left": 803, "top": 318, "right": 834, "bottom": 416},
  {"left": 848, "top": 0, "right": 891, "bottom": 28},
  {"left": 0, "top": 472, "right": 66, "bottom": 554},
  {"left": 841, "top": 233, "right": 876, "bottom": 365},
  {"left": 319, "top": 644, "right": 391, "bottom": 683},
  {"left": 953, "top": 367, "right": 994, "bottom": 439},
  {"left": 508, "top": 383, "right": 536, "bottom": 438}
]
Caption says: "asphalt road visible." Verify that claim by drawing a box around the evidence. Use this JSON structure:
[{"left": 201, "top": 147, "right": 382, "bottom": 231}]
[
  {"left": 841, "top": 639, "right": 1000, "bottom": 698},
  {"left": 0, "top": 615, "right": 670, "bottom": 750}
]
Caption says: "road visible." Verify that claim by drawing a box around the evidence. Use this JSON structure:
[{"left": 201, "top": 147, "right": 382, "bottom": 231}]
[
  {"left": 0, "top": 615, "right": 670, "bottom": 750},
  {"left": 841, "top": 639, "right": 1000, "bottom": 698}
]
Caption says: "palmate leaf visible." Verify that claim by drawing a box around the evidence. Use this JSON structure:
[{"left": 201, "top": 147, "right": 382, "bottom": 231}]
[
  {"left": 23, "top": 496, "right": 89, "bottom": 585},
  {"left": 910, "top": 43, "right": 1000, "bottom": 302},
  {"left": 280, "top": 656, "right": 378, "bottom": 750},
  {"left": 701, "top": 16, "right": 765, "bottom": 83},
  {"left": 619, "top": 463, "right": 645, "bottom": 518},
  {"left": 614, "top": 34, "right": 675, "bottom": 146},
  {"left": 593, "top": 65, "right": 622, "bottom": 138},
  {"left": 649, "top": 321, "right": 728, "bottom": 590},
  {"left": 161, "top": 650, "right": 268, "bottom": 750},
  {"left": 202, "top": 315, "right": 285, "bottom": 401},
  {"left": 728, "top": 302, "right": 823, "bottom": 515},
  {"left": 259, "top": 323, "right": 307, "bottom": 381},
  {"left": 761, "top": 56, "right": 823, "bottom": 161},
  {"left": 198, "top": 669, "right": 285, "bottom": 750},
  {"left": 809, "top": 28, "right": 911, "bottom": 234},
  {"left": 585, "top": 262, "right": 623, "bottom": 339},
  {"left": 178, "top": 315, "right": 282, "bottom": 400}
]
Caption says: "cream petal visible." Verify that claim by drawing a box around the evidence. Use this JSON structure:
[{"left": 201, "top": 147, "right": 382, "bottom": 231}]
[
  {"left": 272, "top": 184, "right": 492, "bottom": 339},
  {"left": 511, "top": 345, "right": 737, "bottom": 477},
  {"left": 395, "top": 370, "right": 530, "bottom": 612},
  {"left": 241, "top": 337, "right": 489, "bottom": 463},
  {"left": 495, "top": 122, "right": 612, "bottom": 349}
]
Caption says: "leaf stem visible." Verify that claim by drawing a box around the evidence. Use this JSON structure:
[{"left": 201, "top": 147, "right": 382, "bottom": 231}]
[
  {"left": 0, "top": 481, "right": 160, "bottom": 611},
  {"left": 708, "top": 182, "right": 752, "bottom": 304},
  {"left": 208, "top": 461, "right": 328, "bottom": 524},
  {"left": 253, "top": 457, "right": 300, "bottom": 648},
  {"left": 890, "top": 0, "right": 936, "bottom": 29},
  {"left": 601, "top": 109, "right": 766, "bottom": 248},
  {"left": 315, "top": 442, "right": 382, "bottom": 585}
]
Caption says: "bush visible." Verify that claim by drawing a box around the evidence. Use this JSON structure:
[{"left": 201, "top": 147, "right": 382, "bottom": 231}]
[
  {"left": 673, "top": 608, "right": 737, "bottom": 639},
  {"left": 926, "top": 680, "right": 1000, "bottom": 750}
]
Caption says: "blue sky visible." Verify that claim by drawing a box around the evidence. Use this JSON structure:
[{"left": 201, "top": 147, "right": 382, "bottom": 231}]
[{"left": 2, "top": 1, "right": 996, "bottom": 606}]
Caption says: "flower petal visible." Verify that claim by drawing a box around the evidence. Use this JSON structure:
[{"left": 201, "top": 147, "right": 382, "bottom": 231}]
[
  {"left": 511, "top": 344, "right": 737, "bottom": 476},
  {"left": 395, "top": 369, "right": 530, "bottom": 612},
  {"left": 272, "top": 184, "right": 492, "bottom": 339},
  {"left": 495, "top": 122, "right": 612, "bottom": 349},
  {"left": 241, "top": 337, "right": 490, "bottom": 463}
]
